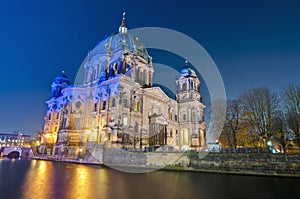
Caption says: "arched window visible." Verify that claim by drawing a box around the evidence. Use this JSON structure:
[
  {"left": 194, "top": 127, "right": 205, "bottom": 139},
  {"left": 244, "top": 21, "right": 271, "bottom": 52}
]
[
  {"left": 113, "top": 63, "right": 118, "bottom": 75},
  {"left": 143, "top": 70, "right": 148, "bottom": 85},
  {"left": 94, "top": 68, "right": 97, "bottom": 80},
  {"left": 102, "top": 101, "right": 106, "bottom": 110},
  {"left": 134, "top": 101, "right": 139, "bottom": 111},
  {"left": 148, "top": 72, "right": 152, "bottom": 86},
  {"left": 139, "top": 70, "right": 143, "bottom": 83},
  {"left": 126, "top": 64, "right": 131, "bottom": 77},
  {"left": 192, "top": 111, "right": 195, "bottom": 122},
  {"left": 123, "top": 98, "right": 129, "bottom": 108},
  {"left": 63, "top": 117, "right": 67, "bottom": 128},
  {"left": 136, "top": 67, "right": 139, "bottom": 81},
  {"left": 112, "top": 98, "right": 116, "bottom": 107},
  {"left": 182, "top": 82, "right": 187, "bottom": 91}
]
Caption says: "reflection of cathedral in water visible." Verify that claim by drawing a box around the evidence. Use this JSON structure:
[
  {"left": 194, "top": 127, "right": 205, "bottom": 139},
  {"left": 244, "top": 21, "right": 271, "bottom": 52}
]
[{"left": 41, "top": 14, "right": 206, "bottom": 155}]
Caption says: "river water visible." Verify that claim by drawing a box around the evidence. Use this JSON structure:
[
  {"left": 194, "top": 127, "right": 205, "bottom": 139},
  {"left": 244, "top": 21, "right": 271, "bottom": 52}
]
[{"left": 0, "top": 159, "right": 299, "bottom": 199}]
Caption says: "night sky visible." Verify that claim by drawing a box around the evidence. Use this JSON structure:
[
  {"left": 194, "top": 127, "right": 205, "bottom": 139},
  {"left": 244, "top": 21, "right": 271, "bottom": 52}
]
[{"left": 0, "top": 0, "right": 299, "bottom": 135}]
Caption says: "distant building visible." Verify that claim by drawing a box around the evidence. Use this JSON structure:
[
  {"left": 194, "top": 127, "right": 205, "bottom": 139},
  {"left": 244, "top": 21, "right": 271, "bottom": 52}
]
[
  {"left": 0, "top": 132, "right": 30, "bottom": 147},
  {"left": 41, "top": 14, "right": 207, "bottom": 156}
]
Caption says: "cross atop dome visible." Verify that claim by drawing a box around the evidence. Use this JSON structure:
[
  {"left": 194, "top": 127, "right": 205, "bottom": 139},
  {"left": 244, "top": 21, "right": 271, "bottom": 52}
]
[
  {"left": 185, "top": 59, "right": 188, "bottom": 66},
  {"left": 121, "top": 12, "right": 126, "bottom": 27},
  {"left": 119, "top": 12, "right": 128, "bottom": 33}
]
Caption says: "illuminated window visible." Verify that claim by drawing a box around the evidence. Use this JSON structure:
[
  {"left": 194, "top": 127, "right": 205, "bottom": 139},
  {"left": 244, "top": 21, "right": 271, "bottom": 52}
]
[
  {"left": 123, "top": 117, "right": 128, "bottom": 125},
  {"left": 134, "top": 101, "right": 139, "bottom": 111},
  {"left": 169, "top": 113, "right": 172, "bottom": 120}
]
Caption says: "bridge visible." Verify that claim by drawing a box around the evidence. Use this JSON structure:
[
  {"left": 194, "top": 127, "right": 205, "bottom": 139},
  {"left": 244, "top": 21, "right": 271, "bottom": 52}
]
[{"left": 0, "top": 147, "right": 34, "bottom": 159}]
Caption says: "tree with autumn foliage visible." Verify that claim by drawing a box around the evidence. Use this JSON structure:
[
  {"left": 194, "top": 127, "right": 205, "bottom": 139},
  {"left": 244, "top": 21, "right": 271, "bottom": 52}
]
[{"left": 238, "top": 87, "right": 280, "bottom": 150}]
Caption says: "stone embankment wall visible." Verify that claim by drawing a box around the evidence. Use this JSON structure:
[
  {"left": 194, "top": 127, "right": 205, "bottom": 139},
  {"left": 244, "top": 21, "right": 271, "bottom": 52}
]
[
  {"left": 190, "top": 153, "right": 300, "bottom": 175},
  {"left": 85, "top": 144, "right": 300, "bottom": 175},
  {"left": 85, "top": 143, "right": 189, "bottom": 167},
  {"left": 102, "top": 150, "right": 189, "bottom": 168}
]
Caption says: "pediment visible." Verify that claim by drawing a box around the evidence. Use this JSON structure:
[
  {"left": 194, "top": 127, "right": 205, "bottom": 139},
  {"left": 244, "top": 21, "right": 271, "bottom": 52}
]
[
  {"left": 149, "top": 114, "right": 168, "bottom": 125},
  {"left": 144, "top": 87, "right": 170, "bottom": 101}
]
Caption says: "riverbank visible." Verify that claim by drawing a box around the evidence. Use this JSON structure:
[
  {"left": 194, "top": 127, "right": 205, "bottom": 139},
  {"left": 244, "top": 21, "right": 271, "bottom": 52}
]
[
  {"left": 30, "top": 152, "right": 300, "bottom": 178},
  {"left": 189, "top": 153, "right": 300, "bottom": 178}
]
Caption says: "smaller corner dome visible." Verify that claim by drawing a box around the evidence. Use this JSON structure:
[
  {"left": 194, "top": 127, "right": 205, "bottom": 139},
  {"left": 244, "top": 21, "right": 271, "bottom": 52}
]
[
  {"left": 179, "top": 66, "right": 197, "bottom": 78},
  {"left": 53, "top": 72, "right": 70, "bottom": 85}
]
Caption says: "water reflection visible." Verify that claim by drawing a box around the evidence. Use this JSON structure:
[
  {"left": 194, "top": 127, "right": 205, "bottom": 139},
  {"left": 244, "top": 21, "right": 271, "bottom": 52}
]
[
  {"left": 22, "top": 160, "right": 54, "bottom": 199},
  {"left": 66, "top": 165, "right": 93, "bottom": 198},
  {"left": 0, "top": 159, "right": 299, "bottom": 199}
]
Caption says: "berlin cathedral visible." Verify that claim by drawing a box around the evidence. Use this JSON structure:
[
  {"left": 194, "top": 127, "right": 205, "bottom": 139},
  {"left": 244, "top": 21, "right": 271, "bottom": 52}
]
[{"left": 41, "top": 14, "right": 206, "bottom": 156}]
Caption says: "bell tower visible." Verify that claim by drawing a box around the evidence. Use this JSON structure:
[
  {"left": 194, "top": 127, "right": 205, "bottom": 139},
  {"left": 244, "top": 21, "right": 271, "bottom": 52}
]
[
  {"left": 176, "top": 60, "right": 206, "bottom": 150},
  {"left": 42, "top": 71, "right": 70, "bottom": 151}
]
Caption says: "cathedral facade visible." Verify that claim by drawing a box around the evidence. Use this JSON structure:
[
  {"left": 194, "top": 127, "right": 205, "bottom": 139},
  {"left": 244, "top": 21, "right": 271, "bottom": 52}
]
[{"left": 41, "top": 15, "right": 206, "bottom": 156}]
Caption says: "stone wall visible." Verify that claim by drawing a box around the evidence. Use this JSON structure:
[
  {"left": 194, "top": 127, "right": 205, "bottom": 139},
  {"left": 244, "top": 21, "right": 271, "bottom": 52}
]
[
  {"left": 101, "top": 149, "right": 189, "bottom": 168},
  {"left": 190, "top": 153, "right": 300, "bottom": 175},
  {"left": 85, "top": 145, "right": 300, "bottom": 175}
]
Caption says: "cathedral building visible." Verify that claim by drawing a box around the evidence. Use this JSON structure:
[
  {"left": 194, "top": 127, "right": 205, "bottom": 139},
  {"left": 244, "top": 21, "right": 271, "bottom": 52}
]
[{"left": 41, "top": 14, "right": 206, "bottom": 156}]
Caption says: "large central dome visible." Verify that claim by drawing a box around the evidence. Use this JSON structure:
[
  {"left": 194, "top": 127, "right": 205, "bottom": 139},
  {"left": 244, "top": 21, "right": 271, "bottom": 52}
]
[
  {"left": 80, "top": 13, "right": 154, "bottom": 87},
  {"left": 87, "top": 13, "right": 150, "bottom": 63},
  {"left": 91, "top": 31, "right": 150, "bottom": 62}
]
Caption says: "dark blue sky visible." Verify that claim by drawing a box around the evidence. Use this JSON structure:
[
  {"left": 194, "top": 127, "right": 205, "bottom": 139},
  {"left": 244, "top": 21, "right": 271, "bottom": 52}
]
[{"left": 0, "top": 0, "right": 299, "bottom": 135}]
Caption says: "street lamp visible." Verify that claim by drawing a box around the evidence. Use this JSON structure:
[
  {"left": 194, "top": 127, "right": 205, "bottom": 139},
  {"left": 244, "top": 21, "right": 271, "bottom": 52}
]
[{"left": 267, "top": 140, "right": 272, "bottom": 147}]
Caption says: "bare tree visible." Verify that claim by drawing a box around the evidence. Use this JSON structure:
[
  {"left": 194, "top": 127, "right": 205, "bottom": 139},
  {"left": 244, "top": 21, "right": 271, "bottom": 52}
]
[
  {"left": 271, "top": 110, "right": 288, "bottom": 153},
  {"left": 239, "top": 87, "right": 280, "bottom": 150},
  {"left": 282, "top": 83, "right": 300, "bottom": 152},
  {"left": 222, "top": 99, "right": 243, "bottom": 153}
]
